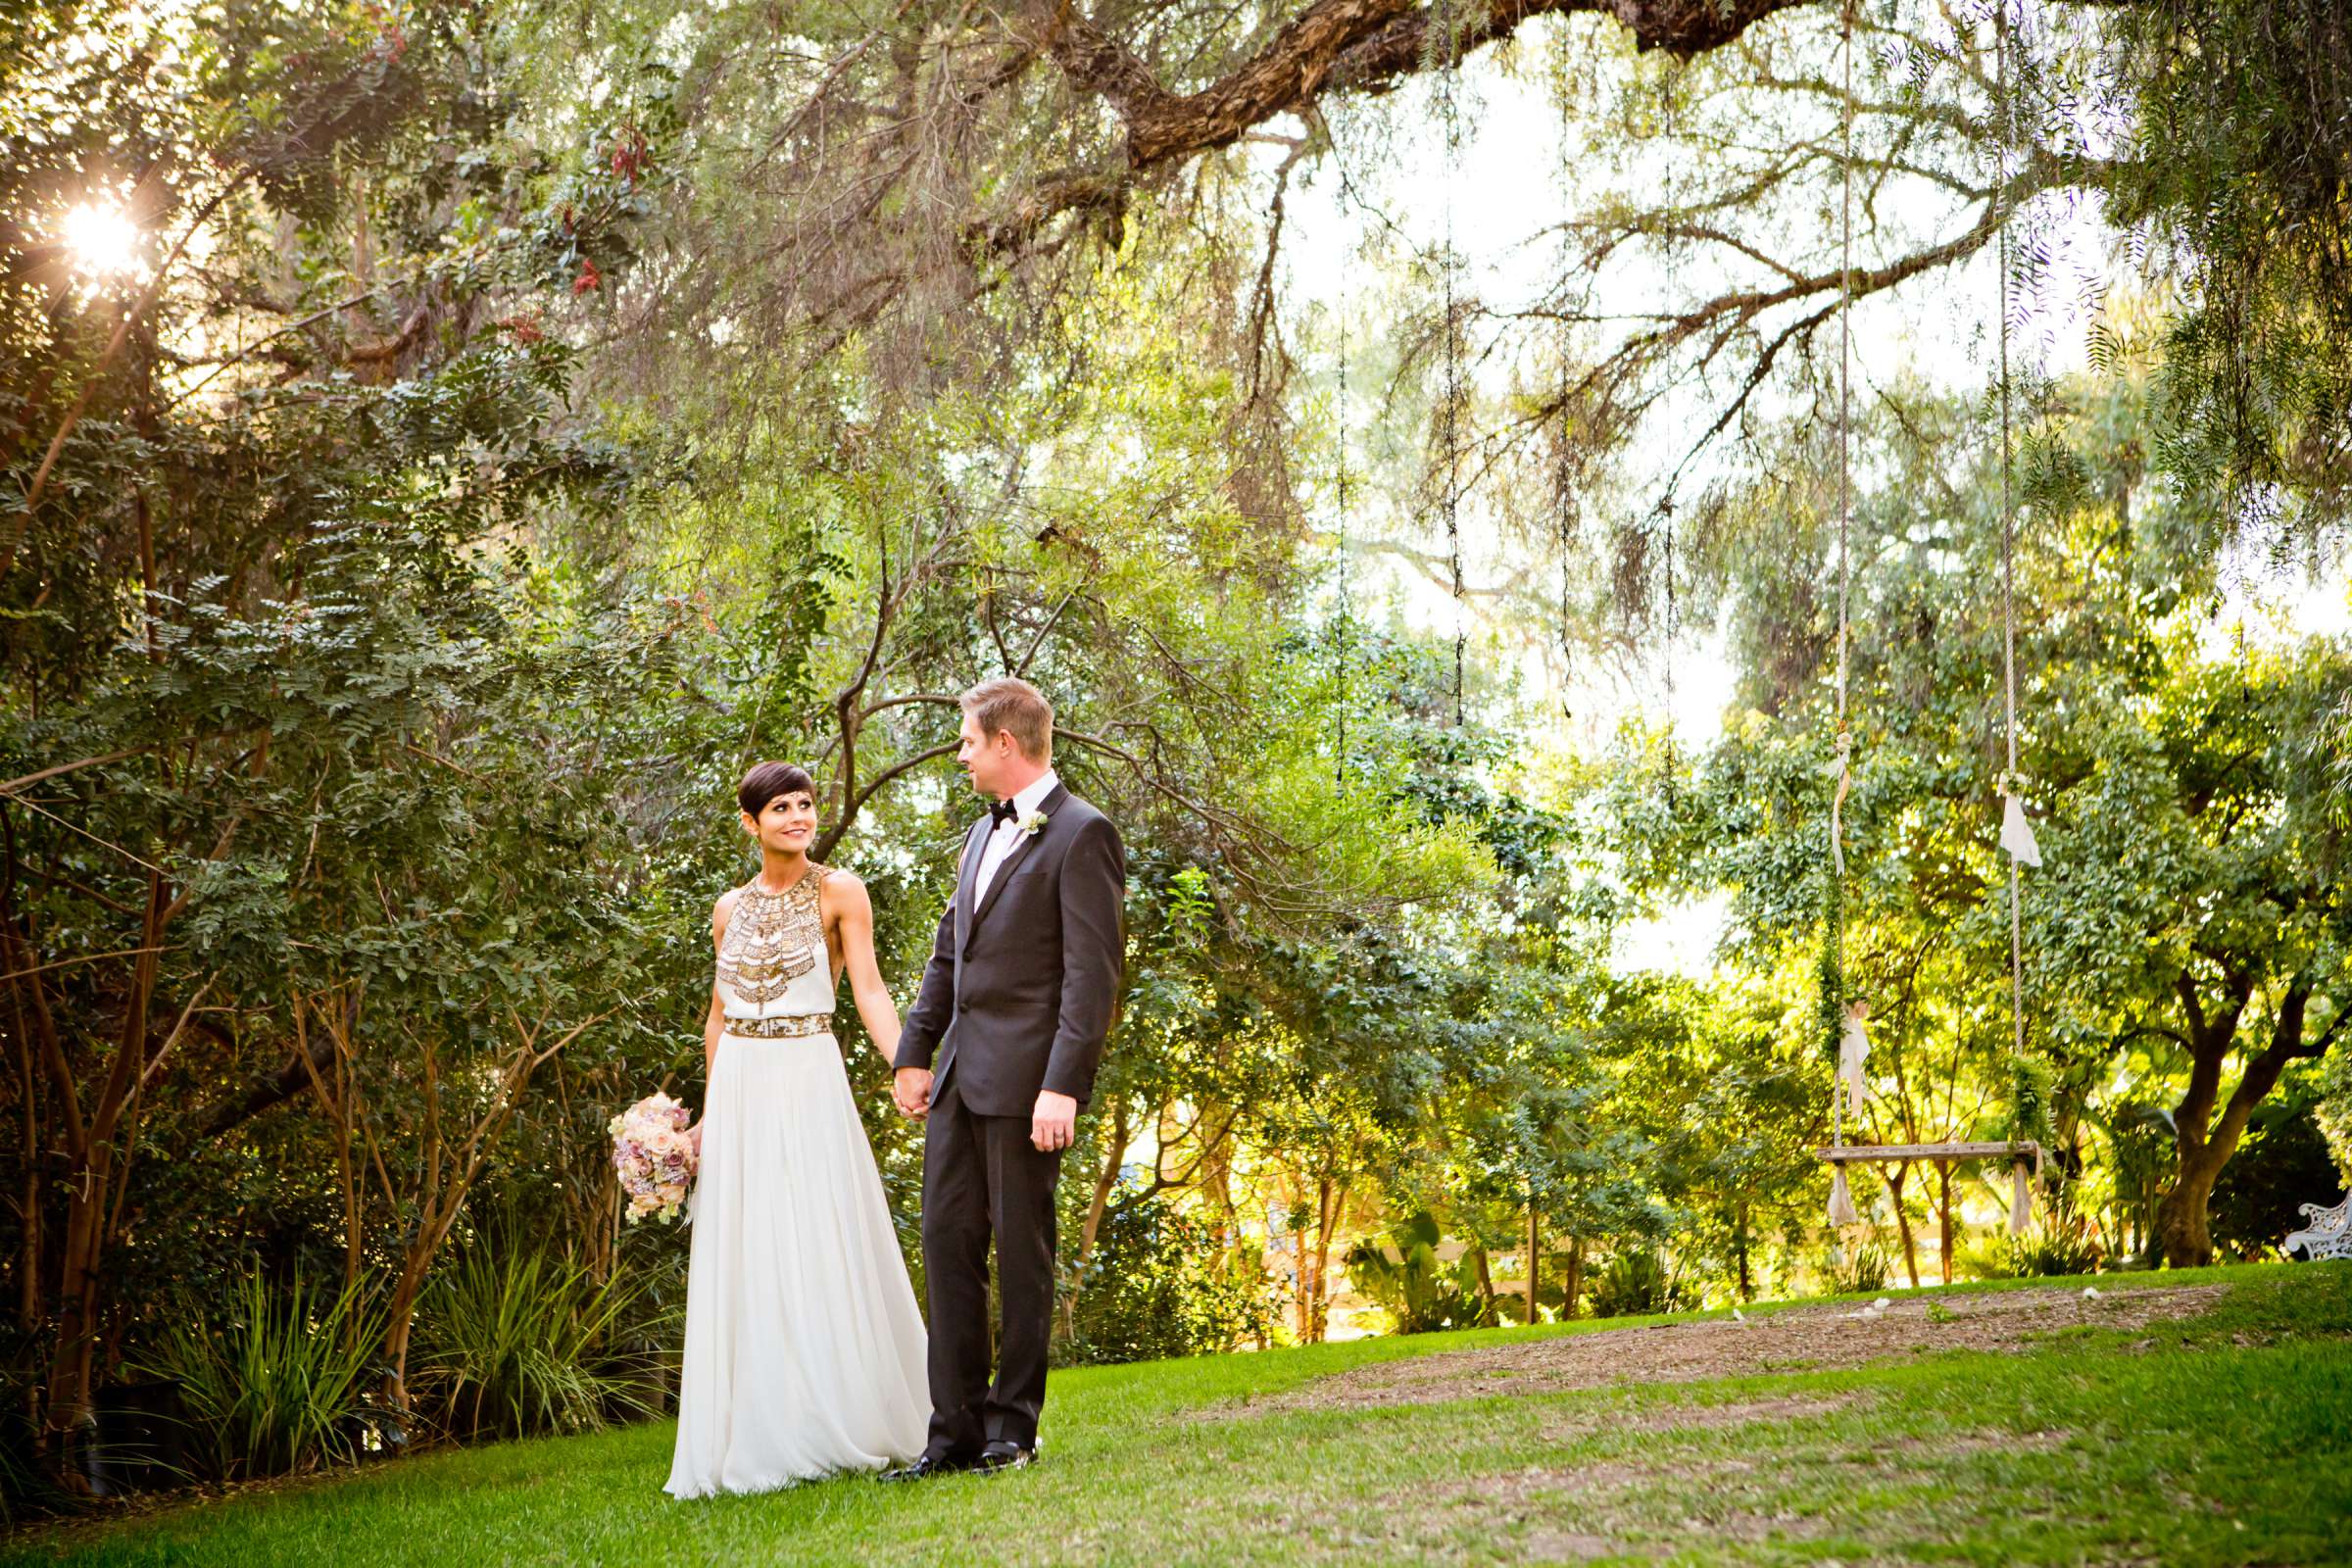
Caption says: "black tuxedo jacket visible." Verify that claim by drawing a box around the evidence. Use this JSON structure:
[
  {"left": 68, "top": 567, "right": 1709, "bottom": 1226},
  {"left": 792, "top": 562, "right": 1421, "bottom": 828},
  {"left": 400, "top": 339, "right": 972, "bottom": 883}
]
[{"left": 895, "top": 782, "right": 1125, "bottom": 1116}]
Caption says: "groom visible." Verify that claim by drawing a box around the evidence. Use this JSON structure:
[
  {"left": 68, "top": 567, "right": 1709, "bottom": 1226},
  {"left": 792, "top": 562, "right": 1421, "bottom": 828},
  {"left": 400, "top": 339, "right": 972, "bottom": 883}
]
[{"left": 883, "top": 676, "right": 1125, "bottom": 1478}]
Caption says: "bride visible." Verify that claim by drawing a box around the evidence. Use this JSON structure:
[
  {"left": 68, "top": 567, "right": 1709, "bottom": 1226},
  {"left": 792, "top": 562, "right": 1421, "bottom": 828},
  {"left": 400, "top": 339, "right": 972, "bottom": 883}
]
[{"left": 665, "top": 761, "right": 929, "bottom": 1497}]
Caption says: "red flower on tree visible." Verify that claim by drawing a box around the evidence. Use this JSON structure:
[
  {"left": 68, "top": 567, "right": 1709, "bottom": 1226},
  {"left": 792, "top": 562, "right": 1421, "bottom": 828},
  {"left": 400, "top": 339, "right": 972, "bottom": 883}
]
[
  {"left": 571, "top": 257, "right": 602, "bottom": 295},
  {"left": 609, "top": 125, "right": 650, "bottom": 186}
]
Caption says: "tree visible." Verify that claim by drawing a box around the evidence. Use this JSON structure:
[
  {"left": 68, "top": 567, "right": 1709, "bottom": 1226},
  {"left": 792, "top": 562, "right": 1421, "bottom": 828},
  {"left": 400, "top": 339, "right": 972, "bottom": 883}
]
[
  {"left": 1, "top": 1, "right": 677, "bottom": 1466},
  {"left": 1658, "top": 367, "right": 2348, "bottom": 1275}
]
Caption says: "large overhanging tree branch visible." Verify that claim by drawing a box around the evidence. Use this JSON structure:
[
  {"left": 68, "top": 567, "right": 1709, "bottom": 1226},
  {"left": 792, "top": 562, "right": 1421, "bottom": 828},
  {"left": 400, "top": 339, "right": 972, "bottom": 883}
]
[
  {"left": 999, "top": 0, "right": 1817, "bottom": 254},
  {"left": 675, "top": 0, "right": 1834, "bottom": 355},
  {"left": 1045, "top": 0, "right": 1816, "bottom": 169}
]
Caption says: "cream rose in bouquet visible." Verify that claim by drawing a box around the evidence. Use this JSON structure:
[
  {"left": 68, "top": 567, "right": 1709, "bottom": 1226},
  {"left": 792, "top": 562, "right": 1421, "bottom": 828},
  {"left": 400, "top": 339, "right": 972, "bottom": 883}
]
[{"left": 610, "top": 1092, "right": 698, "bottom": 1223}]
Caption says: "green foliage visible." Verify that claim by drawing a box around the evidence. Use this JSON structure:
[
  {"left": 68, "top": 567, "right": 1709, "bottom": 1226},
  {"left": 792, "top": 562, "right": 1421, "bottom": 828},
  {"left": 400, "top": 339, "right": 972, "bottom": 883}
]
[
  {"left": 1963, "top": 1223, "right": 2105, "bottom": 1281},
  {"left": 414, "top": 1242, "right": 668, "bottom": 1441},
  {"left": 2108, "top": 0, "right": 2352, "bottom": 514},
  {"left": 1817, "top": 855, "right": 1844, "bottom": 1066},
  {"left": 1058, "top": 1200, "right": 1279, "bottom": 1366},
  {"left": 2009, "top": 1054, "right": 2055, "bottom": 1148},
  {"left": 2208, "top": 1098, "right": 2342, "bottom": 1256},
  {"left": 1823, "top": 1242, "right": 1891, "bottom": 1297},
  {"left": 1585, "top": 1248, "right": 1699, "bottom": 1318},
  {"left": 130, "top": 1272, "right": 387, "bottom": 1482},
  {"left": 1345, "top": 1213, "right": 1497, "bottom": 1335}
]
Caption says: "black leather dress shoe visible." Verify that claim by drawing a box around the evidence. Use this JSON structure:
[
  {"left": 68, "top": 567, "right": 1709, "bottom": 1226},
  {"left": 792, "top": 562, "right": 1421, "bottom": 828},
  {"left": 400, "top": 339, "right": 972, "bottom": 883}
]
[
  {"left": 878, "top": 1450, "right": 974, "bottom": 1483},
  {"left": 972, "top": 1441, "right": 1035, "bottom": 1475}
]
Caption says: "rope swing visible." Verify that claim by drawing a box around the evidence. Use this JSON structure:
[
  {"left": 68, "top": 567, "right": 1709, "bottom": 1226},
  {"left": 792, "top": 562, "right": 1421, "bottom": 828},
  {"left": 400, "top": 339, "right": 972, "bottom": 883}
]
[
  {"left": 1825, "top": 0, "right": 1861, "bottom": 1229},
  {"left": 1439, "top": 0, "right": 1467, "bottom": 727},
  {"left": 1817, "top": 0, "right": 2043, "bottom": 1244},
  {"left": 1992, "top": 0, "right": 2046, "bottom": 1232}
]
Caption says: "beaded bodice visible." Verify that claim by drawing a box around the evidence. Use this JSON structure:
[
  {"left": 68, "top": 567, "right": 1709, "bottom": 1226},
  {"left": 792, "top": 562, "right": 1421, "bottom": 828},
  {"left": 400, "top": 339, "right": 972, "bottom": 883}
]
[{"left": 715, "top": 867, "right": 835, "bottom": 1021}]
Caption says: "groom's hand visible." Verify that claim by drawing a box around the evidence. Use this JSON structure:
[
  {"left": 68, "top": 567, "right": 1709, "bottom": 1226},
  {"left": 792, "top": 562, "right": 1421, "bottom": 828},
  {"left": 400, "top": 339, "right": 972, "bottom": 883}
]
[
  {"left": 1030, "top": 1090, "right": 1077, "bottom": 1152},
  {"left": 893, "top": 1066, "right": 933, "bottom": 1118}
]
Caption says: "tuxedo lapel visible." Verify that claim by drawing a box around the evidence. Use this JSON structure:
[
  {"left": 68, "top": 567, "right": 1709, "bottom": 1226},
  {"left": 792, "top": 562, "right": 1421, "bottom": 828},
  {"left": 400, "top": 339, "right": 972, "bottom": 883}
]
[
  {"left": 953, "top": 816, "right": 989, "bottom": 955},
  {"left": 965, "top": 782, "right": 1068, "bottom": 950}
]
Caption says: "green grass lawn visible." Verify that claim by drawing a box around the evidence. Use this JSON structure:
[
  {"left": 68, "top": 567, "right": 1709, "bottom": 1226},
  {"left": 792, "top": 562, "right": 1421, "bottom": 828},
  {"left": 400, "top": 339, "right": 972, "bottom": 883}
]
[{"left": 12, "top": 1261, "right": 2350, "bottom": 1566}]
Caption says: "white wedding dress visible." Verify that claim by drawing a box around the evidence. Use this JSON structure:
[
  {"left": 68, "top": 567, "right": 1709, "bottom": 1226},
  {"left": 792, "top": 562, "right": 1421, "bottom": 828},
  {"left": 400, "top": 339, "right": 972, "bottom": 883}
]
[{"left": 665, "top": 868, "right": 929, "bottom": 1497}]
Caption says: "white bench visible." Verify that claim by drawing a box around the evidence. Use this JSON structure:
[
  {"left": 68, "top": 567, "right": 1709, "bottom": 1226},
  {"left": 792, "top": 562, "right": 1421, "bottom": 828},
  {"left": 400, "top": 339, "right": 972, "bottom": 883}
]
[{"left": 2283, "top": 1195, "right": 2352, "bottom": 1261}]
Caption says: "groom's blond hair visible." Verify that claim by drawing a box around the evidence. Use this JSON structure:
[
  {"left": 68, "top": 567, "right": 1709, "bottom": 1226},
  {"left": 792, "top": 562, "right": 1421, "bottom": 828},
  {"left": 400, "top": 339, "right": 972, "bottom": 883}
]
[{"left": 961, "top": 676, "right": 1054, "bottom": 762}]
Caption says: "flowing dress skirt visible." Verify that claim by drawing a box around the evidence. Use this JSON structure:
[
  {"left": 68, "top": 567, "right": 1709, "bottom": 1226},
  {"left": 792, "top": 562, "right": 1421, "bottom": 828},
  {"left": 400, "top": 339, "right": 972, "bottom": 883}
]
[{"left": 664, "top": 1031, "right": 929, "bottom": 1497}]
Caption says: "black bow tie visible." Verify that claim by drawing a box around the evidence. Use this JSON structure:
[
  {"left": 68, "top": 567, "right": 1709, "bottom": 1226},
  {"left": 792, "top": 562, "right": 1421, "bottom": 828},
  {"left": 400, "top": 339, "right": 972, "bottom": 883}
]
[{"left": 989, "top": 799, "right": 1019, "bottom": 828}]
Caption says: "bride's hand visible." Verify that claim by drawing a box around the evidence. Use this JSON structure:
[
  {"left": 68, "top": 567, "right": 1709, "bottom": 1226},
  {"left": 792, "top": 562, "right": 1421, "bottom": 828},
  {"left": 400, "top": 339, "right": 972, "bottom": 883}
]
[{"left": 687, "top": 1120, "right": 704, "bottom": 1159}]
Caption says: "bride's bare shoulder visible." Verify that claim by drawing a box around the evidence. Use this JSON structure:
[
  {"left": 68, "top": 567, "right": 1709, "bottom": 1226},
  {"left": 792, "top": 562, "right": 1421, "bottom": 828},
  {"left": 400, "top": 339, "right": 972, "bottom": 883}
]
[
  {"left": 815, "top": 864, "right": 868, "bottom": 905},
  {"left": 711, "top": 886, "right": 744, "bottom": 937},
  {"left": 815, "top": 867, "right": 875, "bottom": 927}
]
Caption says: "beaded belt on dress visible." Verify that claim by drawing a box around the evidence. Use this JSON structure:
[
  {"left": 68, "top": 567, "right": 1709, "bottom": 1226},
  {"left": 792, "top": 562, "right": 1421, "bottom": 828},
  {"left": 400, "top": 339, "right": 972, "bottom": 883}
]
[{"left": 726, "top": 1011, "right": 834, "bottom": 1039}]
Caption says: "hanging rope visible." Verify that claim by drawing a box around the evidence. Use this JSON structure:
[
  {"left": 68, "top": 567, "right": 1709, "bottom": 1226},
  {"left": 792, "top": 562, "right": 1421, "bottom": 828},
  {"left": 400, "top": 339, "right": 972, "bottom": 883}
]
[
  {"left": 1819, "top": 5, "right": 2043, "bottom": 1239},
  {"left": 1993, "top": 0, "right": 2037, "bottom": 1066},
  {"left": 1336, "top": 271, "right": 1352, "bottom": 788},
  {"left": 1833, "top": 0, "right": 1855, "bottom": 883},
  {"left": 1988, "top": 0, "right": 2046, "bottom": 1236},
  {"left": 1440, "top": 0, "right": 1467, "bottom": 726},
  {"left": 1824, "top": 0, "right": 1860, "bottom": 1229},
  {"left": 1652, "top": 501, "right": 1679, "bottom": 810},
  {"left": 1554, "top": 25, "right": 1575, "bottom": 672}
]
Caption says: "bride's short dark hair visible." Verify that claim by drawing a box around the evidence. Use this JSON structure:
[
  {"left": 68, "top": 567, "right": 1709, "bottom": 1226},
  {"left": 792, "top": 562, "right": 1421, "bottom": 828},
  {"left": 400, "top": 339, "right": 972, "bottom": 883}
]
[{"left": 739, "top": 761, "right": 815, "bottom": 817}]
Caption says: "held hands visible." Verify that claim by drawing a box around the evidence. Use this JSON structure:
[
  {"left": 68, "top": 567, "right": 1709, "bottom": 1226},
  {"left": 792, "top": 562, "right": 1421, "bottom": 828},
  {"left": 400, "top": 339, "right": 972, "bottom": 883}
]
[
  {"left": 1031, "top": 1090, "right": 1077, "bottom": 1152},
  {"left": 893, "top": 1066, "right": 933, "bottom": 1119}
]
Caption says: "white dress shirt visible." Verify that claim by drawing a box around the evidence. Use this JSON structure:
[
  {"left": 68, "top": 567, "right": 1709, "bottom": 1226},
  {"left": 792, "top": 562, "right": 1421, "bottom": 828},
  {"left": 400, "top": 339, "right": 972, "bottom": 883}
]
[{"left": 973, "top": 769, "right": 1058, "bottom": 905}]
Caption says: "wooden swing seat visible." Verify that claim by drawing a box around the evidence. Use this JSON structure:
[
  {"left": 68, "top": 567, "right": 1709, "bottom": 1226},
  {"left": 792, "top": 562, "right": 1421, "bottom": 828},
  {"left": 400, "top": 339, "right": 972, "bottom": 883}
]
[{"left": 1816, "top": 1141, "right": 2041, "bottom": 1169}]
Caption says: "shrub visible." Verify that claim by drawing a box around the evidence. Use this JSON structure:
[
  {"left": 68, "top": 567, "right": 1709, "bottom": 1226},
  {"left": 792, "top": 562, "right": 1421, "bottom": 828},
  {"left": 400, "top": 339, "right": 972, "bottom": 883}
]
[
  {"left": 1826, "top": 1240, "right": 1891, "bottom": 1296},
  {"left": 1955, "top": 1220, "right": 2102, "bottom": 1280},
  {"left": 2209, "top": 1101, "right": 2342, "bottom": 1257},
  {"left": 1345, "top": 1213, "right": 1498, "bottom": 1334},
  {"left": 1058, "top": 1199, "right": 1280, "bottom": 1365},
  {"left": 412, "top": 1240, "right": 669, "bottom": 1441},
  {"left": 131, "top": 1270, "right": 387, "bottom": 1480},
  {"left": 1585, "top": 1248, "right": 1699, "bottom": 1318},
  {"left": 2004, "top": 1222, "right": 2103, "bottom": 1278}
]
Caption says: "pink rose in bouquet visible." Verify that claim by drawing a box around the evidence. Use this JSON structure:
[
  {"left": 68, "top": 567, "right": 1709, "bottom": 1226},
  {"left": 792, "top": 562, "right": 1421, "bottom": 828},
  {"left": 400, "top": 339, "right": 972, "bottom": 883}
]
[{"left": 609, "top": 1092, "right": 698, "bottom": 1224}]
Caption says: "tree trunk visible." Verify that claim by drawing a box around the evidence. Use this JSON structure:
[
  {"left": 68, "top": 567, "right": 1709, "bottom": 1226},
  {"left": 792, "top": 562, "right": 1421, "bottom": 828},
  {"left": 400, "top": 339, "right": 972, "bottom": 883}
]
[
  {"left": 293, "top": 997, "right": 364, "bottom": 1303},
  {"left": 1077, "top": 1097, "right": 1129, "bottom": 1268},
  {"left": 1291, "top": 1175, "right": 1311, "bottom": 1344},
  {"left": 2156, "top": 1159, "right": 2221, "bottom": 1268},
  {"left": 1059, "top": 1097, "right": 1129, "bottom": 1343},
  {"left": 1884, "top": 1160, "right": 1922, "bottom": 1289},
  {"left": 372, "top": 1016, "right": 593, "bottom": 1406},
  {"left": 1936, "top": 1161, "right": 1954, "bottom": 1286},
  {"left": 1307, "top": 1177, "right": 1342, "bottom": 1343},
  {"left": 2160, "top": 973, "right": 2340, "bottom": 1267},
  {"left": 1562, "top": 1234, "right": 1586, "bottom": 1320},
  {"left": 1525, "top": 1202, "right": 1540, "bottom": 1324},
  {"left": 383, "top": 1263, "right": 428, "bottom": 1410},
  {"left": 42, "top": 871, "right": 166, "bottom": 1468},
  {"left": 6, "top": 978, "right": 41, "bottom": 1336}
]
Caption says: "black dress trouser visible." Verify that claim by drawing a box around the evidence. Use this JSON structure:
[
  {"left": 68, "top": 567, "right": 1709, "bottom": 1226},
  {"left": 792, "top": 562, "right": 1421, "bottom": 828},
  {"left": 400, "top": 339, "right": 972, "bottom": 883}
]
[{"left": 920, "top": 1072, "right": 1062, "bottom": 1454}]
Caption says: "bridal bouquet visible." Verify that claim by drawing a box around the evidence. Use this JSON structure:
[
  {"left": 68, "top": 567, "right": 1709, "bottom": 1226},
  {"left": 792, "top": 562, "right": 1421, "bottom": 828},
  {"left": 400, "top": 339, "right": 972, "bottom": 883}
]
[{"left": 610, "top": 1092, "right": 698, "bottom": 1224}]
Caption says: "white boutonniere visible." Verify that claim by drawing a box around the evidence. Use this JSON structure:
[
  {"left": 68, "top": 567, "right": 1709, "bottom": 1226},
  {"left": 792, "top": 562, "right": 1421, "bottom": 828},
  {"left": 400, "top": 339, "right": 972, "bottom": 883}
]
[{"left": 1019, "top": 809, "right": 1050, "bottom": 839}]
